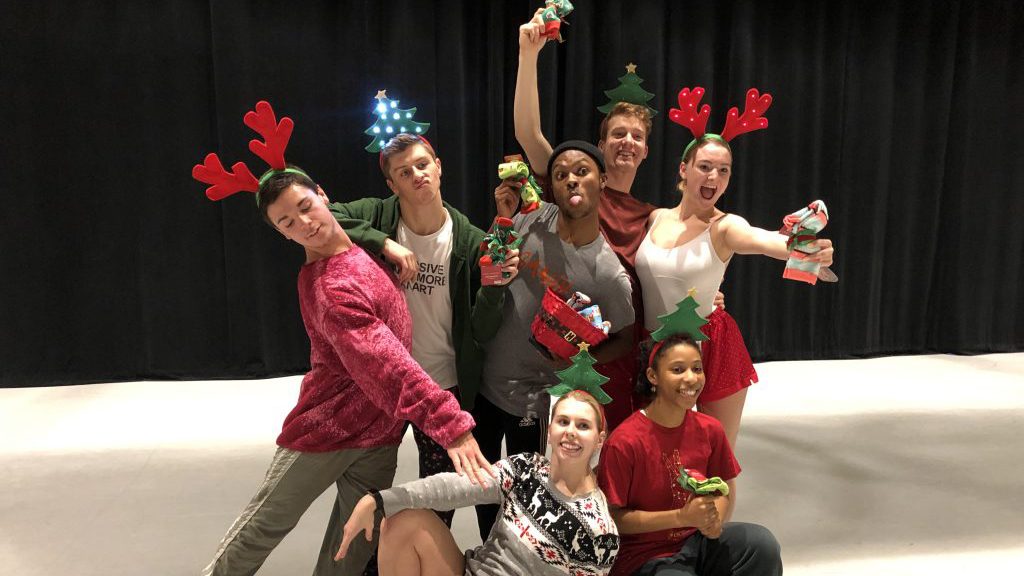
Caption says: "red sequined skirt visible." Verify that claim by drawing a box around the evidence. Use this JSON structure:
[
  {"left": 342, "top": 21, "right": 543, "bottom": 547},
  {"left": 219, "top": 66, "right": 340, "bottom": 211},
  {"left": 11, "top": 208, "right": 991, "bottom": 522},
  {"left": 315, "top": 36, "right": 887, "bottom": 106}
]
[{"left": 698, "top": 308, "right": 758, "bottom": 403}]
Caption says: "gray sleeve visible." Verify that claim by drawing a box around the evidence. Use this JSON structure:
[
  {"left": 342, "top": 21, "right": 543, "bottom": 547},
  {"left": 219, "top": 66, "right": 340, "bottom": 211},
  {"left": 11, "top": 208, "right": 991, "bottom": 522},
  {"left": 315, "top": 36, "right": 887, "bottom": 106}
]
[
  {"left": 379, "top": 465, "right": 506, "bottom": 516},
  {"left": 600, "top": 258, "right": 636, "bottom": 332}
]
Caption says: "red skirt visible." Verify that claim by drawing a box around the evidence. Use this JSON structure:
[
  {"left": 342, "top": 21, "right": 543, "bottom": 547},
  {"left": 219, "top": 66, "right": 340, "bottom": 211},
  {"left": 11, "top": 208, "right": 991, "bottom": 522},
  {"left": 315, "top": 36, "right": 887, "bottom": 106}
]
[{"left": 698, "top": 308, "right": 758, "bottom": 403}]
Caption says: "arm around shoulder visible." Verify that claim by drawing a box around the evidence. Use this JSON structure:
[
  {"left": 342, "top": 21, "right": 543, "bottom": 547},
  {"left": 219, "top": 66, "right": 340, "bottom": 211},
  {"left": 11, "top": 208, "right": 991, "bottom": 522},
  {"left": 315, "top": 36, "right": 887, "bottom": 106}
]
[{"left": 329, "top": 198, "right": 390, "bottom": 255}]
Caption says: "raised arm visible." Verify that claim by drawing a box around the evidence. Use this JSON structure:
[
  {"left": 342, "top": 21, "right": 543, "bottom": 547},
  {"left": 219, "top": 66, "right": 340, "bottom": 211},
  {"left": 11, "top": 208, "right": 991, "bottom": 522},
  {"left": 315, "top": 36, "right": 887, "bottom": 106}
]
[{"left": 514, "top": 10, "right": 555, "bottom": 175}]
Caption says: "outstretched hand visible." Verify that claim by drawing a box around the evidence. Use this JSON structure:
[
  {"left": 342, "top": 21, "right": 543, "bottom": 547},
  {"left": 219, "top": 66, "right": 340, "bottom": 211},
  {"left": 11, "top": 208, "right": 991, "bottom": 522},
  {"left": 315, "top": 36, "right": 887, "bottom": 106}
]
[
  {"left": 334, "top": 494, "right": 377, "bottom": 561},
  {"left": 446, "top": 432, "right": 495, "bottom": 486},
  {"left": 382, "top": 238, "right": 418, "bottom": 284}
]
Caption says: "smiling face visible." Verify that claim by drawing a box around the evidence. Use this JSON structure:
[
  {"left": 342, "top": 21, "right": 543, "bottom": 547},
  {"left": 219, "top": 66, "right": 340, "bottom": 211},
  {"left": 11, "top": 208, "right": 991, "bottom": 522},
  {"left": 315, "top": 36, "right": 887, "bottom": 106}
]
[
  {"left": 550, "top": 150, "right": 605, "bottom": 220},
  {"left": 265, "top": 183, "right": 342, "bottom": 252},
  {"left": 599, "top": 112, "right": 650, "bottom": 175},
  {"left": 385, "top": 143, "right": 443, "bottom": 207},
  {"left": 679, "top": 141, "right": 733, "bottom": 209},
  {"left": 548, "top": 395, "right": 604, "bottom": 465},
  {"left": 647, "top": 341, "right": 705, "bottom": 413}
]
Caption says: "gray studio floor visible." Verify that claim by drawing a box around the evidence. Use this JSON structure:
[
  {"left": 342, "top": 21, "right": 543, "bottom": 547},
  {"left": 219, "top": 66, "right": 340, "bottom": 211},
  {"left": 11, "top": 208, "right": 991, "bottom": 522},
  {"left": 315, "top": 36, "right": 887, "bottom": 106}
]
[{"left": 2, "top": 353, "right": 1023, "bottom": 575}]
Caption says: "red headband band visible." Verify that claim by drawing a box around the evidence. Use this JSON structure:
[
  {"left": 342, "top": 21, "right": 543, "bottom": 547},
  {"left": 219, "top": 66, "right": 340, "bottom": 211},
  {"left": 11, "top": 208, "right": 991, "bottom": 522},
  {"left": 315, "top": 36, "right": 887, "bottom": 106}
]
[{"left": 648, "top": 340, "right": 667, "bottom": 370}]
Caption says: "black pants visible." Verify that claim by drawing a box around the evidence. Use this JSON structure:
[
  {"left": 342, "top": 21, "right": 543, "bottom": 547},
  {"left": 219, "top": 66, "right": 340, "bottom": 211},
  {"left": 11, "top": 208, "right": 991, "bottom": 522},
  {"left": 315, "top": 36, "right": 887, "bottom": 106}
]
[
  {"left": 411, "top": 424, "right": 457, "bottom": 527},
  {"left": 469, "top": 394, "right": 548, "bottom": 540},
  {"left": 635, "top": 522, "right": 782, "bottom": 576}
]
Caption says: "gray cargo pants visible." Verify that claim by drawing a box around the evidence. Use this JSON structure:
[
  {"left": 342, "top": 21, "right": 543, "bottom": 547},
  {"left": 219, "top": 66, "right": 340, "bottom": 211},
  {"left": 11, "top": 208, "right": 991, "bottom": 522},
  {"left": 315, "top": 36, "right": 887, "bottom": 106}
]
[{"left": 202, "top": 444, "right": 398, "bottom": 576}]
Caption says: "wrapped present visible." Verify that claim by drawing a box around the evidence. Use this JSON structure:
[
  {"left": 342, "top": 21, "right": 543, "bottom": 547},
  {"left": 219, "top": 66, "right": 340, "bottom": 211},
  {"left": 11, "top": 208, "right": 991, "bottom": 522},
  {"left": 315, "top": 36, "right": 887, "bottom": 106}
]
[
  {"left": 531, "top": 288, "right": 609, "bottom": 360},
  {"left": 479, "top": 216, "right": 523, "bottom": 286},
  {"left": 578, "top": 305, "right": 611, "bottom": 335},
  {"left": 565, "top": 291, "right": 591, "bottom": 310},
  {"left": 540, "top": 0, "right": 574, "bottom": 41},
  {"left": 677, "top": 467, "right": 730, "bottom": 497},
  {"left": 780, "top": 200, "right": 829, "bottom": 285},
  {"left": 498, "top": 155, "right": 544, "bottom": 214},
  {"left": 566, "top": 292, "right": 610, "bottom": 335}
]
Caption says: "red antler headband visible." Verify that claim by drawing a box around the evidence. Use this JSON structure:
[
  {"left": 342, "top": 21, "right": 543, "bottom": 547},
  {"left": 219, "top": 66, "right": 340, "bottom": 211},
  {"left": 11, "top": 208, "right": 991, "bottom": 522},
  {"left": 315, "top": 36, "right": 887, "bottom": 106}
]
[
  {"left": 192, "top": 101, "right": 306, "bottom": 204},
  {"left": 668, "top": 87, "right": 773, "bottom": 160}
]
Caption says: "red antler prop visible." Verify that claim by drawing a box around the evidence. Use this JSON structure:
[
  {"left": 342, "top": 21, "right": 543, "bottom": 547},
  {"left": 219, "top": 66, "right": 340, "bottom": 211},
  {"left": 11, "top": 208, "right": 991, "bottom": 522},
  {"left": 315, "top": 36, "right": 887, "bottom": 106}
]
[
  {"left": 668, "top": 87, "right": 710, "bottom": 139},
  {"left": 720, "top": 88, "right": 772, "bottom": 142},
  {"left": 191, "top": 153, "right": 259, "bottom": 201},
  {"left": 244, "top": 100, "right": 293, "bottom": 170}
]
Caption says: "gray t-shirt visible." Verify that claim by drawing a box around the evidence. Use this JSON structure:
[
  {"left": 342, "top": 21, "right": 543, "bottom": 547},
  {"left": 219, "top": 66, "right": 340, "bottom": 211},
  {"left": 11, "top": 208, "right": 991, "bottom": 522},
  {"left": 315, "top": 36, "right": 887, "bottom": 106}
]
[{"left": 481, "top": 203, "right": 634, "bottom": 418}]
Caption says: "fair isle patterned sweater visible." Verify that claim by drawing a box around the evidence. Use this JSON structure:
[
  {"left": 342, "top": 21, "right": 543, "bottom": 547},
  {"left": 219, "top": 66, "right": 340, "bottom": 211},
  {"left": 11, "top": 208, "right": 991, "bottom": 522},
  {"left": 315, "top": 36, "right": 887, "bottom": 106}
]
[{"left": 380, "top": 453, "right": 619, "bottom": 576}]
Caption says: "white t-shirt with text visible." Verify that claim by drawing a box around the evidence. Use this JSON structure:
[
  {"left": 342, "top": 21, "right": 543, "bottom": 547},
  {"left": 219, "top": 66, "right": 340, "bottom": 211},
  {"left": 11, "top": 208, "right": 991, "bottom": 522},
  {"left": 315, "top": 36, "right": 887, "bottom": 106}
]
[{"left": 396, "top": 212, "right": 458, "bottom": 390}]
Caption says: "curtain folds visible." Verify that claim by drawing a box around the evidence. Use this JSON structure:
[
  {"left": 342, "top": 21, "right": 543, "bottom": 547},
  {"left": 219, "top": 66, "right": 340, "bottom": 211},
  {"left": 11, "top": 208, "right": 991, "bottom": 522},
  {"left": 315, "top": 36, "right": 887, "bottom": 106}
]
[{"left": 1, "top": 0, "right": 1021, "bottom": 386}]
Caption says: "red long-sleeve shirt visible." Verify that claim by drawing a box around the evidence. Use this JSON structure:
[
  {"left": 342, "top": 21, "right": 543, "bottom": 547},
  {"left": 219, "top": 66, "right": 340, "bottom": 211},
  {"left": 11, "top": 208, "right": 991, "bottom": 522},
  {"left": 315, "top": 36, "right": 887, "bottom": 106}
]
[{"left": 276, "top": 246, "right": 474, "bottom": 452}]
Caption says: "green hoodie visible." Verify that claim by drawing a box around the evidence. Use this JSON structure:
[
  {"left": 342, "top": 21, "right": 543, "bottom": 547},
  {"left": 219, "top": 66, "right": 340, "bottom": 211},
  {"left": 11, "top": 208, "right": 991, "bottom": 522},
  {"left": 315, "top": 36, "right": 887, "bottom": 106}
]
[{"left": 330, "top": 196, "right": 505, "bottom": 410}]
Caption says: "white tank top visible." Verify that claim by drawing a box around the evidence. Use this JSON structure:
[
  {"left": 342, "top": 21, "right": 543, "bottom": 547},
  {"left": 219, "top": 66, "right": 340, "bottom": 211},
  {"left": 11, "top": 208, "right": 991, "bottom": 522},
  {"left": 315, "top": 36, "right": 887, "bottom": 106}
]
[{"left": 635, "top": 210, "right": 731, "bottom": 330}]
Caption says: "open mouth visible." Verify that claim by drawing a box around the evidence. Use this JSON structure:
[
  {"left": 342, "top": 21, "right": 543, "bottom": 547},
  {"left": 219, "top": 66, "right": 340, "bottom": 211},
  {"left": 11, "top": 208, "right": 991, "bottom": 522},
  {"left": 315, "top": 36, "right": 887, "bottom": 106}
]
[
  {"left": 568, "top": 192, "right": 583, "bottom": 206},
  {"left": 700, "top": 185, "right": 717, "bottom": 200},
  {"left": 680, "top": 387, "right": 702, "bottom": 398}
]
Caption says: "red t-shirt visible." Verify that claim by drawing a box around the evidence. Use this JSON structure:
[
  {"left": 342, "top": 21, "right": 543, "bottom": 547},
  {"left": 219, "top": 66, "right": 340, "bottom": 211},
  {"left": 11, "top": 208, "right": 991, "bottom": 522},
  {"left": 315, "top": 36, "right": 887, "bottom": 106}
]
[{"left": 597, "top": 410, "right": 741, "bottom": 576}]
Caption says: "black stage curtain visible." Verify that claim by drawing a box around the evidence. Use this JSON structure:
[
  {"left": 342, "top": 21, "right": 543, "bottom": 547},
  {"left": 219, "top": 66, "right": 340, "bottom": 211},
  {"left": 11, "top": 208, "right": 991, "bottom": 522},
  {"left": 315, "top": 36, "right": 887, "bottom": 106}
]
[{"left": 1, "top": 1, "right": 1021, "bottom": 387}]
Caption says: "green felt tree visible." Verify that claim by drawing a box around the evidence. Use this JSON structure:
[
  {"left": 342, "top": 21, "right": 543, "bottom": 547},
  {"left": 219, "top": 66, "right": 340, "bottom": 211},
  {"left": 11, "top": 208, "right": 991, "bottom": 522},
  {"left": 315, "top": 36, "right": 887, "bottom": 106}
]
[
  {"left": 547, "top": 343, "right": 612, "bottom": 404},
  {"left": 650, "top": 290, "right": 709, "bottom": 342},
  {"left": 597, "top": 63, "right": 658, "bottom": 117},
  {"left": 364, "top": 90, "right": 430, "bottom": 153}
]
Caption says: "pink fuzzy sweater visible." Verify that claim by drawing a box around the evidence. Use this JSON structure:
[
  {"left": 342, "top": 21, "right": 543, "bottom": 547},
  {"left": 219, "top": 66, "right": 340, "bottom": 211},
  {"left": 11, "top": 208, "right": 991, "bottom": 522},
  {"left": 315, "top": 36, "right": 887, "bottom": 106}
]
[{"left": 276, "top": 246, "right": 474, "bottom": 452}]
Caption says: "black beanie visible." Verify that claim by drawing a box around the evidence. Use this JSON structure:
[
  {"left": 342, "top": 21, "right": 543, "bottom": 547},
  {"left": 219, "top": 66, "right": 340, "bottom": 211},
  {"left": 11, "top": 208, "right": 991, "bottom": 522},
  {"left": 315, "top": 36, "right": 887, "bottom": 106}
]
[{"left": 547, "top": 140, "right": 606, "bottom": 176}]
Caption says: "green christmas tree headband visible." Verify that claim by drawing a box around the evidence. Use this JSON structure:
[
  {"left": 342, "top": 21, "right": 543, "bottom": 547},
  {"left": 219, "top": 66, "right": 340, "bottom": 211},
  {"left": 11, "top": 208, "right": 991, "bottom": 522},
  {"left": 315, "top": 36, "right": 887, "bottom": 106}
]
[
  {"left": 547, "top": 343, "right": 613, "bottom": 402},
  {"left": 668, "top": 86, "right": 773, "bottom": 161},
  {"left": 648, "top": 289, "right": 709, "bottom": 368},
  {"left": 546, "top": 343, "right": 611, "bottom": 431},
  {"left": 192, "top": 100, "right": 303, "bottom": 207},
  {"left": 364, "top": 89, "right": 431, "bottom": 154},
  {"left": 597, "top": 63, "right": 658, "bottom": 117}
]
